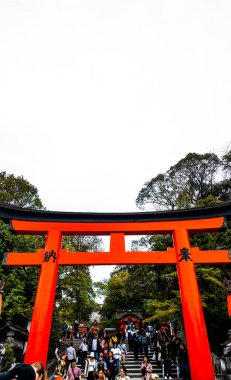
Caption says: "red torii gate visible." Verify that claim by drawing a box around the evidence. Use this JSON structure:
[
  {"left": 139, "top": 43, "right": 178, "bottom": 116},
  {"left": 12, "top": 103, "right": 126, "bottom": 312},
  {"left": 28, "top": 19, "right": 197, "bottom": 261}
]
[{"left": 1, "top": 201, "right": 231, "bottom": 380}]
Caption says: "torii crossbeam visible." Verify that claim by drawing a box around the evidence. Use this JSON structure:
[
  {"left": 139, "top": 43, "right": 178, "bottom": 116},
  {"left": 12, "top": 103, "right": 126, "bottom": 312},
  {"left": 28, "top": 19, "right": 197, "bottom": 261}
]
[{"left": 1, "top": 201, "right": 231, "bottom": 380}]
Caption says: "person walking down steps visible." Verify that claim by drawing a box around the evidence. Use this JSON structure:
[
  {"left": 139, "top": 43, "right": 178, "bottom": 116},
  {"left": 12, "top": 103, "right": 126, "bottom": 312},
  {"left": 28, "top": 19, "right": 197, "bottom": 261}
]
[
  {"left": 140, "top": 356, "right": 152, "bottom": 380},
  {"left": 66, "top": 361, "right": 82, "bottom": 380},
  {"left": 118, "top": 339, "right": 127, "bottom": 364}
]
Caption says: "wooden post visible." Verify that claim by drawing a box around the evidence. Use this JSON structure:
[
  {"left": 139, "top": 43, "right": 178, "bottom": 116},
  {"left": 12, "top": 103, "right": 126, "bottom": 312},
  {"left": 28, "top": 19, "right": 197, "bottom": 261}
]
[
  {"left": 174, "top": 227, "right": 215, "bottom": 380},
  {"left": 24, "top": 230, "right": 62, "bottom": 365}
]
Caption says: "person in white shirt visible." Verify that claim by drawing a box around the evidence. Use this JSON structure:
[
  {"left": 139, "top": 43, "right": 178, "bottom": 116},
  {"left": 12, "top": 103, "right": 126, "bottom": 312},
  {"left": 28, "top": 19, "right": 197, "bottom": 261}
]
[
  {"left": 66, "top": 342, "right": 77, "bottom": 367},
  {"left": 89, "top": 334, "right": 100, "bottom": 360},
  {"left": 110, "top": 343, "right": 121, "bottom": 372},
  {"left": 85, "top": 352, "right": 97, "bottom": 380},
  {"left": 79, "top": 338, "right": 89, "bottom": 369}
]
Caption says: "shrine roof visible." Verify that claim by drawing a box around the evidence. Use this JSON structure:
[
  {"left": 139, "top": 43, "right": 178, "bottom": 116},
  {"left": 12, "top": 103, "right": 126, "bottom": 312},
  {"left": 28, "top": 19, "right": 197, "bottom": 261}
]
[
  {"left": 4, "top": 321, "right": 29, "bottom": 337},
  {"left": 115, "top": 310, "right": 143, "bottom": 319},
  {"left": 0, "top": 201, "right": 231, "bottom": 223}
]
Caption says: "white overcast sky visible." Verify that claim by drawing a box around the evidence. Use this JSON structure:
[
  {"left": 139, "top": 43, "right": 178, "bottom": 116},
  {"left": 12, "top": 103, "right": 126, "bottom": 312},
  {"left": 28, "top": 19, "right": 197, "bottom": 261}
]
[{"left": 0, "top": 0, "right": 230, "bottom": 282}]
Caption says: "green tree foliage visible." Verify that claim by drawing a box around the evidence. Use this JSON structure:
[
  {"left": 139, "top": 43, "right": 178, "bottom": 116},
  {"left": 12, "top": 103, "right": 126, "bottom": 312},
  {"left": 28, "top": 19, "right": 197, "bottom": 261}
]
[
  {"left": 145, "top": 296, "right": 181, "bottom": 324},
  {"left": 0, "top": 172, "right": 45, "bottom": 324},
  {"left": 3, "top": 344, "right": 16, "bottom": 370},
  {"left": 100, "top": 271, "right": 130, "bottom": 319},
  {"left": 213, "top": 147, "right": 231, "bottom": 202},
  {"left": 100, "top": 264, "right": 182, "bottom": 325},
  {"left": 196, "top": 266, "right": 230, "bottom": 350},
  {"left": 221, "top": 146, "right": 231, "bottom": 179},
  {"left": 0, "top": 228, "right": 42, "bottom": 324},
  {"left": 57, "top": 265, "right": 96, "bottom": 322},
  {"left": 93, "top": 279, "right": 108, "bottom": 299},
  {"left": 49, "top": 264, "right": 96, "bottom": 356},
  {"left": 135, "top": 173, "right": 181, "bottom": 211},
  {"left": 136, "top": 152, "right": 227, "bottom": 210},
  {"left": 62, "top": 235, "right": 103, "bottom": 253},
  {"left": 168, "top": 153, "right": 220, "bottom": 205},
  {"left": 0, "top": 172, "right": 44, "bottom": 209},
  {"left": 131, "top": 235, "right": 172, "bottom": 252}
]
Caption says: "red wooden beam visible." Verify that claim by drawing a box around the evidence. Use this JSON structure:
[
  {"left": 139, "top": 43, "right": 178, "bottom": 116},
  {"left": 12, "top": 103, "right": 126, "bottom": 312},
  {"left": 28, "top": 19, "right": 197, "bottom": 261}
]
[
  {"left": 10, "top": 216, "right": 225, "bottom": 235},
  {"left": 3, "top": 250, "right": 44, "bottom": 266},
  {"left": 3, "top": 247, "right": 230, "bottom": 266},
  {"left": 191, "top": 247, "right": 231, "bottom": 264},
  {"left": 58, "top": 250, "right": 177, "bottom": 265}
]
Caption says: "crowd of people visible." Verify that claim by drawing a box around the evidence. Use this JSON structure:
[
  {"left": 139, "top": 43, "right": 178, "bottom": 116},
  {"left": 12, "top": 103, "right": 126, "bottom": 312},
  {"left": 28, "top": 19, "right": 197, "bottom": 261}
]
[
  {"left": 61, "top": 321, "right": 81, "bottom": 341},
  {"left": 126, "top": 322, "right": 190, "bottom": 380},
  {"left": 55, "top": 320, "right": 190, "bottom": 380},
  {"left": 0, "top": 320, "right": 190, "bottom": 380},
  {"left": 55, "top": 328, "right": 129, "bottom": 380}
]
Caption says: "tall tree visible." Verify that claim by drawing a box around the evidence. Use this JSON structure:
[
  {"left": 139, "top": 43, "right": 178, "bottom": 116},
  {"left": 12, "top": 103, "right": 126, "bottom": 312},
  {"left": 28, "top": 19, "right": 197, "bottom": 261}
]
[
  {"left": 168, "top": 153, "right": 220, "bottom": 204},
  {"left": 136, "top": 173, "right": 181, "bottom": 210},
  {"left": 0, "top": 171, "right": 44, "bottom": 209},
  {"left": 0, "top": 172, "right": 45, "bottom": 325},
  {"left": 221, "top": 146, "right": 231, "bottom": 179},
  {"left": 136, "top": 153, "right": 223, "bottom": 210},
  {"left": 213, "top": 147, "right": 231, "bottom": 202}
]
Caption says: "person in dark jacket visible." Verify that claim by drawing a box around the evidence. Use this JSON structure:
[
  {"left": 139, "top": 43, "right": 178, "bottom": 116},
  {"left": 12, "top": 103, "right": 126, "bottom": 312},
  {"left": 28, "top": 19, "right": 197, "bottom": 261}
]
[
  {"left": 89, "top": 334, "right": 101, "bottom": 360},
  {"left": 170, "top": 336, "right": 181, "bottom": 364},
  {"left": 127, "top": 332, "right": 133, "bottom": 352},
  {"left": 178, "top": 343, "right": 190, "bottom": 380},
  {"left": 106, "top": 351, "right": 117, "bottom": 380},
  {"left": 142, "top": 333, "right": 149, "bottom": 357},
  {"left": 161, "top": 340, "right": 173, "bottom": 379},
  {"left": 61, "top": 321, "right": 68, "bottom": 341},
  {"left": 132, "top": 334, "right": 139, "bottom": 361}
]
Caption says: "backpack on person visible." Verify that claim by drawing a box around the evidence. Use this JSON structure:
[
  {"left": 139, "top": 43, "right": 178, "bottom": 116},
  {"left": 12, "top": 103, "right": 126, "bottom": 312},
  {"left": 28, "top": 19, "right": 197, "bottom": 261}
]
[{"left": 137, "top": 335, "right": 142, "bottom": 344}]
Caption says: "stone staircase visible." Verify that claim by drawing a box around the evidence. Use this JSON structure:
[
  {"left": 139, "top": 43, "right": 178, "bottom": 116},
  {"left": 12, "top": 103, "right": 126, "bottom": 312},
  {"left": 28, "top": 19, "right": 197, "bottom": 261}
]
[
  {"left": 121, "top": 350, "right": 178, "bottom": 380},
  {"left": 61, "top": 340, "right": 179, "bottom": 380},
  {"left": 63, "top": 338, "right": 81, "bottom": 350}
]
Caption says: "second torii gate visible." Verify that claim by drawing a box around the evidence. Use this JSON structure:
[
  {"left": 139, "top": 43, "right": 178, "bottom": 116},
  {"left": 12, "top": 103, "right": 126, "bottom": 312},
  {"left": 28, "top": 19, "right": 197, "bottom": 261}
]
[{"left": 1, "top": 201, "right": 231, "bottom": 380}]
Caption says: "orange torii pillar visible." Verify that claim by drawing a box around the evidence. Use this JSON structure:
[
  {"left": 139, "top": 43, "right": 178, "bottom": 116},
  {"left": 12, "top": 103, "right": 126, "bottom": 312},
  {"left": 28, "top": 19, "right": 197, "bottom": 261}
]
[
  {"left": 4, "top": 230, "right": 63, "bottom": 366},
  {"left": 3, "top": 215, "right": 231, "bottom": 380},
  {"left": 228, "top": 294, "right": 231, "bottom": 317}
]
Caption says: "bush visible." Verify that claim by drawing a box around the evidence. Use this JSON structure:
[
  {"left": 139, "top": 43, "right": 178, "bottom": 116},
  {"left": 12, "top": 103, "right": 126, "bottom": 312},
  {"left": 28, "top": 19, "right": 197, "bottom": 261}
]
[{"left": 4, "top": 344, "right": 15, "bottom": 370}]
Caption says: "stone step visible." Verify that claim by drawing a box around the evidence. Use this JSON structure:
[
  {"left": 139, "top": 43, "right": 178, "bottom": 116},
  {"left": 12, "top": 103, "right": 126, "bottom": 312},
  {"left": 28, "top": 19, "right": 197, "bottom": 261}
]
[{"left": 76, "top": 362, "right": 178, "bottom": 378}]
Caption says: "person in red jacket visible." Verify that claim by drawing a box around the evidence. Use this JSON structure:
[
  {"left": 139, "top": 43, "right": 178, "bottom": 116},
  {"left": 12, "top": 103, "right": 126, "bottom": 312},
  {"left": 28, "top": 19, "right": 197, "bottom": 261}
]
[{"left": 119, "top": 324, "right": 126, "bottom": 340}]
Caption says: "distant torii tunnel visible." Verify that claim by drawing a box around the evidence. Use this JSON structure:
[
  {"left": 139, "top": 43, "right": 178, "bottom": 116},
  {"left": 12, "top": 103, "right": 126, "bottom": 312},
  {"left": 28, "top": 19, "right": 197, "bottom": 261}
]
[{"left": 1, "top": 201, "right": 231, "bottom": 380}]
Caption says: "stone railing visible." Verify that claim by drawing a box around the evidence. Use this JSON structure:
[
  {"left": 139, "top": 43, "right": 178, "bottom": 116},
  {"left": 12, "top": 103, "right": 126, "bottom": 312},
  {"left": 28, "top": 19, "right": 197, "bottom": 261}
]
[{"left": 212, "top": 353, "right": 231, "bottom": 379}]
